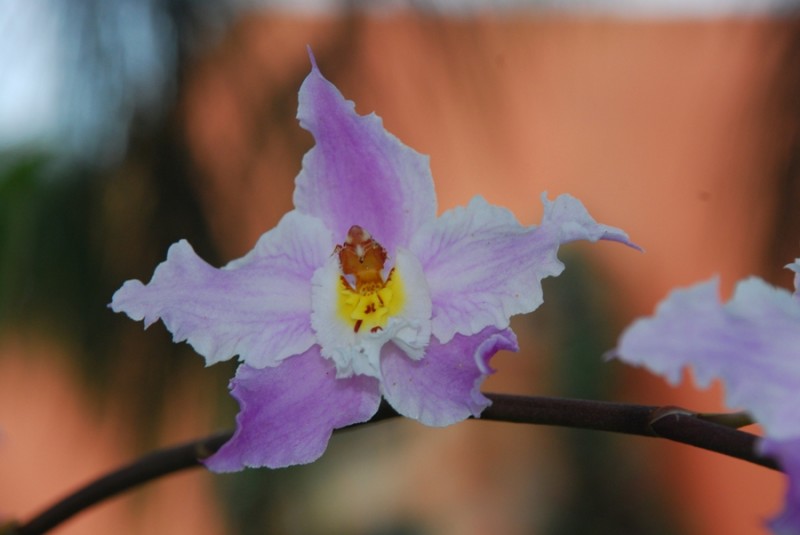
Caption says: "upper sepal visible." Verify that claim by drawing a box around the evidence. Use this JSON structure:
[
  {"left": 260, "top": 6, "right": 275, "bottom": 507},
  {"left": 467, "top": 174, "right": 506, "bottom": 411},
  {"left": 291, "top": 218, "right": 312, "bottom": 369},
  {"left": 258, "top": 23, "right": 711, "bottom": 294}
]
[{"left": 293, "top": 62, "right": 437, "bottom": 256}]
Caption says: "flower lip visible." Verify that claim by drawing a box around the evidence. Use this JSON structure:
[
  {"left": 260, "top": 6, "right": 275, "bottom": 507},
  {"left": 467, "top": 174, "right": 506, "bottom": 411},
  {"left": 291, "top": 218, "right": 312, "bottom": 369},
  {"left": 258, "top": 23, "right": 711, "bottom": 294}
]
[
  {"left": 312, "top": 247, "right": 432, "bottom": 379},
  {"left": 333, "top": 225, "right": 396, "bottom": 335},
  {"left": 335, "top": 225, "right": 389, "bottom": 289}
]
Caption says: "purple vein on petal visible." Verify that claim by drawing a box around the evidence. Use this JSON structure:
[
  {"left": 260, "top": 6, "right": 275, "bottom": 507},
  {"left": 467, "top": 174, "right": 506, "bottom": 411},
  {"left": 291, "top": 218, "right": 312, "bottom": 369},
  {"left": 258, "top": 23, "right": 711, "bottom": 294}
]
[
  {"left": 292, "top": 62, "right": 437, "bottom": 255},
  {"left": 205, "top": 346, "right": 381, "bottom": 471},
  {"left": 111, "top": 211, "right": 333, "bottom": 368}
]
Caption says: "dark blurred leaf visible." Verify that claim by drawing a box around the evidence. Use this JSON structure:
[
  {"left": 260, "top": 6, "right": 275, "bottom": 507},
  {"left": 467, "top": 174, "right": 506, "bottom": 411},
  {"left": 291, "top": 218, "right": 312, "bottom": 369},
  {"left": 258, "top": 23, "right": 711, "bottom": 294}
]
[{"left": 537, "top": 252, "right": 682, "bottom": 535}]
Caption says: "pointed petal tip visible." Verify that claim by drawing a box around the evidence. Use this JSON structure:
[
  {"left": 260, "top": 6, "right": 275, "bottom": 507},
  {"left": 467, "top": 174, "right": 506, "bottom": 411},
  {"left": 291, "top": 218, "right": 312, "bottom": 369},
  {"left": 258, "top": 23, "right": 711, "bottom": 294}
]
[
  {"left": 604, "top": 230, "right": 644, "bottom": 252},
  {"left": 294, "top": 50, "right": 437, "bottom": 255},
  {"left": 540, "top": 192, "right": 642, "bottom": 252},
  {"left": 306, "top": 45, "right": 318, "bottom": 71}
]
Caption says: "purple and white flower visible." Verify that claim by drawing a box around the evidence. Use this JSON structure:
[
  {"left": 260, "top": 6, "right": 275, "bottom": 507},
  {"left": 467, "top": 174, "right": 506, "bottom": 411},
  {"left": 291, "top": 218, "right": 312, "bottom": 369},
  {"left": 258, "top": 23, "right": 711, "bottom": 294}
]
[
  {"left": 614, "top": 261, "right": 800, "bottom": 534},
  {"left": 111, "top": 52, "right": 637, "bottom": 471}
]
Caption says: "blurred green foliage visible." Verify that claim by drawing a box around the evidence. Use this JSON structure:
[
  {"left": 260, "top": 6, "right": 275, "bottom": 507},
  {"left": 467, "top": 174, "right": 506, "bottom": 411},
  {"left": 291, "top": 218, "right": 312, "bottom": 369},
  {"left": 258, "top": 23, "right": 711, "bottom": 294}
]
[
  {"left": 0, "top": 143, "right": 235, "bottom": 439},
  {"left": 0, "top": 155, "right": 106, "bottom": 346},
  {"left": 539, "top": 252, "right": 681, "bottom": 535}
]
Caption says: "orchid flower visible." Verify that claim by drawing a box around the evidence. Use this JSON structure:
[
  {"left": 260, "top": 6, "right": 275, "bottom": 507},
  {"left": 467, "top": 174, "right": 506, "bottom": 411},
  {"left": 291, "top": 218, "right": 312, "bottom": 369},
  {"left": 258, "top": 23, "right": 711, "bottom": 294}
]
[
  {"left": 111, "top": 51, "right": 638, "bottom": 471},
  {"left": 614, "top": 261, "right": 800, "bottom": 534}
]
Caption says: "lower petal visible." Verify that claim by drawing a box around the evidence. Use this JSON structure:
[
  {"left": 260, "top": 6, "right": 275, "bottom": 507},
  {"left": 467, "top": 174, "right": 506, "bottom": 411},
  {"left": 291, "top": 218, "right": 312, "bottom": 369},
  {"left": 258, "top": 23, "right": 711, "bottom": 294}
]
[
  {"left": 760, "top": 437, "right": 800, "bottom": 535},
  {"left": 380, "top": 327, "right": 518, "bottom": 427},
  {"left": 205, "top": 346, "right": 381, "bottom": 471}
]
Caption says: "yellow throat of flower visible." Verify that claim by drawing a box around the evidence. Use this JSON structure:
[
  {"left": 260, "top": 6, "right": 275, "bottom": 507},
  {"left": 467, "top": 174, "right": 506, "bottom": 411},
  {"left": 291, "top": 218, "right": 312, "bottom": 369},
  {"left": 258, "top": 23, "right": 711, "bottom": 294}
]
[{"left": 335, "top": 225, "right": 405, "bottom": 333}]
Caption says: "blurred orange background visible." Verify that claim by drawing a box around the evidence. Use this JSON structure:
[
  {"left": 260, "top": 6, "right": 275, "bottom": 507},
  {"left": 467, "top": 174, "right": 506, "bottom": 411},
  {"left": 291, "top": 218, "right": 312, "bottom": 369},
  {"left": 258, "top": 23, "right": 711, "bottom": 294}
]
[{"left": 1, "top": 10, "right": 796, "bottom": 535}]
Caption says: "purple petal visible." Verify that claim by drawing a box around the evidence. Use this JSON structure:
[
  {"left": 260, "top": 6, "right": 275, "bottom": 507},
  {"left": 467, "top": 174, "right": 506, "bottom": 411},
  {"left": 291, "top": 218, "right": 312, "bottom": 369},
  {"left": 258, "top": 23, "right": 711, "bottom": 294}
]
[
  {"left": 762, "top": 438, "right": 800, "bottom": 535},
  {"left": 292, "top": 62, "right": 437, "bottom": 255},
  {"left": 539, "top": 192, "right": 640, "bottom": 248},
  {"left": 615, "top": 274, "right": 800, "bottom": 534},
  {"left": 111, "top": 211, "right": 333, "bottom": 368},
  {"left": 380, "top": 327, "right": 518, "bottom": 427},
  {"left": 411, "top": 194, "right": 639, "bottom": 343},
  {"left": 615, "top": 277, "right": 800, "bottom": 438},
  {"left": 205, "top": 346, "right": 381, "bottom": 471}
]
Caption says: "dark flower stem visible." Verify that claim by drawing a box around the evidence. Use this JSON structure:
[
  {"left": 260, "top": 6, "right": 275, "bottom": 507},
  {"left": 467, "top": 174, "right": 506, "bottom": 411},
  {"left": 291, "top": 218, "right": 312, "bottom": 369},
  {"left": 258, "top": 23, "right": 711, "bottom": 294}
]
[
  {"left": 480, "top": 394, "right": 776, "bottom": 469},
  {"left": 11, "top": 393, "right": 778, "bottom": 535}
]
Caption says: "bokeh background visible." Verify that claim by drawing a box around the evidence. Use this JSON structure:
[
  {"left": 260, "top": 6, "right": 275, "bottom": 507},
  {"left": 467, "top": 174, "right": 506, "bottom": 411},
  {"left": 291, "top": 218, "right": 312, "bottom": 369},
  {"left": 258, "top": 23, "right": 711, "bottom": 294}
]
[{"left": 1, "top": 1, "right": 798, "bottom": 533}]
